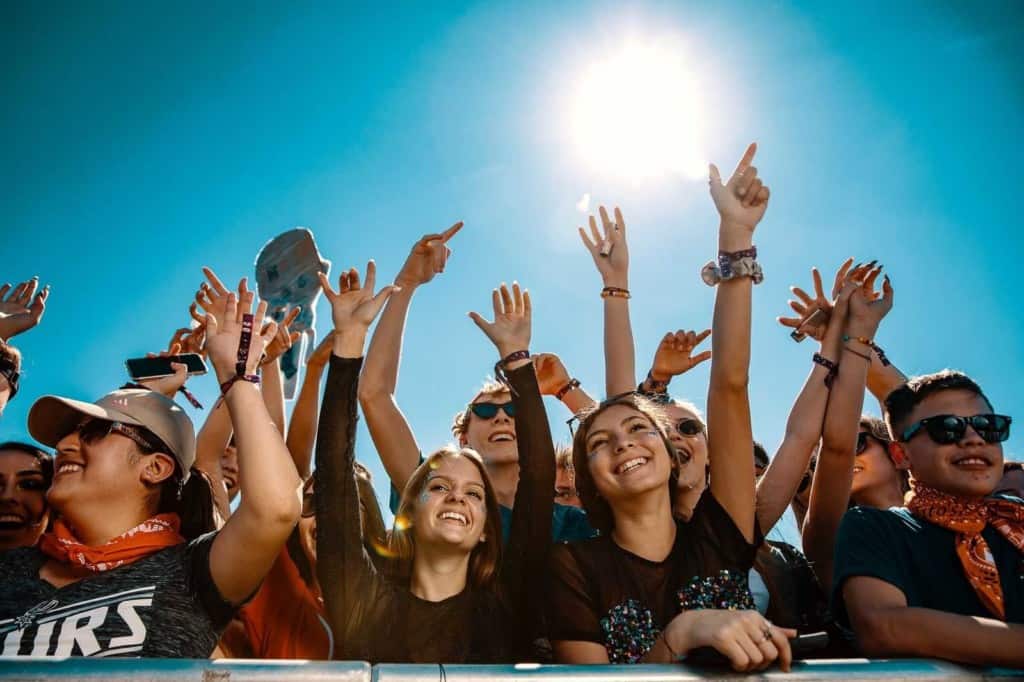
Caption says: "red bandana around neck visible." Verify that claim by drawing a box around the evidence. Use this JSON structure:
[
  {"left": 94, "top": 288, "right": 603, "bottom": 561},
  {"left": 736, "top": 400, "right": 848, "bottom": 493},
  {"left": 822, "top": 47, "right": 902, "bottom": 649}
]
[
  {"left": 39, "top": 514, "right": 185, "bottom": 572},
  {"left": 906, "top": 484, "right": 1024, "bottom": 620}
]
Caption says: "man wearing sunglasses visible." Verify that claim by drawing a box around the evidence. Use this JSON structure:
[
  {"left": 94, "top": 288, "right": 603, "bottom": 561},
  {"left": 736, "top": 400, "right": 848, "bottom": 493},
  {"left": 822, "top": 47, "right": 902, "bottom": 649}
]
[{"left": 833, "top": 370, "right": 1023, "bottom": 667}]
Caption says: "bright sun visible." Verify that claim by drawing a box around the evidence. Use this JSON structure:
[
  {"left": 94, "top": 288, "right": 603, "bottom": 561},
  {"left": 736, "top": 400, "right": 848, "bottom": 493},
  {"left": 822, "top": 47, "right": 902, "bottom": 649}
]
[{"left": 570, "top": 43, "right": 706, "bottom": 180}]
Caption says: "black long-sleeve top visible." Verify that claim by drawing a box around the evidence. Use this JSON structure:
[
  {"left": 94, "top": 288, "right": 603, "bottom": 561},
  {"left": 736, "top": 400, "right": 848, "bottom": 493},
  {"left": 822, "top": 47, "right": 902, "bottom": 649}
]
[{"left": 315, "top": 355, "right": 555, "bottom": 663}]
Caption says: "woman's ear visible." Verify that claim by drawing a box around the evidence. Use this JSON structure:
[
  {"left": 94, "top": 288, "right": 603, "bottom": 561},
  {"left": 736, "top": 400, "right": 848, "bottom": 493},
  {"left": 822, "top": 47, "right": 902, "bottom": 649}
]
[
  {"left": 140, "top": 452, "right": 177, "bottom": 486},
  {"left": 457, "top": 433, "right": 469, "bottom": 447}
]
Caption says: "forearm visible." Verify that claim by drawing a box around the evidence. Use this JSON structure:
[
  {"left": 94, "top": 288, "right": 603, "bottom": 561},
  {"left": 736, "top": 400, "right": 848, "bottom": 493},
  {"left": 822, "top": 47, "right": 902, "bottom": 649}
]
[
  {"left": 285, "top": 361, "right": 327, "bottom": 479},
  {"left": 603, "top": 297, "right": 636, "bottom": 396},
  {"left": 706, "top": 223, "right": 756, "bottom": 539},
  {"left": 194, "top": 399, "right": 232, "bottom": 520},
  {"left": 226, "top": 383, "right": 302, "bottom": 527},
  {"left": 560, "top": 385, "right": 597, "bottom": 415},
  {"left": 315, "top": 352, "right": 375, "bottom": 644},
  {"left": 260, "top": 358, "right": 286, "bottom": 435},
  {"left": 856, "top": 606, "right": 1024, "bottom": 667},
  {"left": 360, "top": 285, "right": 414, "bottom": 399},
  {"left": 866, "top": 354, "right": 907, "bottom": 415}
]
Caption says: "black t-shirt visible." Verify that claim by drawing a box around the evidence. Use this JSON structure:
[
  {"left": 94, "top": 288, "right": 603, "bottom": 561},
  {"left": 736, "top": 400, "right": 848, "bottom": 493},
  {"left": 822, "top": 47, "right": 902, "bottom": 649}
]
[
  {"left": 546, "top": 494, "right": 758, "bottom": 663},
  {"left": 832, "top": 501, "right": 1024, "bottom": 628},
  {"left": 0, "top": 533, "right": 236, "bottom": 658}
]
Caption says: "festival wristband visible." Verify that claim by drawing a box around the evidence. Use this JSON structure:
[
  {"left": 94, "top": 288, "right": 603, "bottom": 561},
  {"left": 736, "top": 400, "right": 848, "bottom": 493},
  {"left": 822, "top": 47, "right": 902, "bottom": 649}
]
[
  {"left": 812, "top": 352, "right": 839, "bottom": 388},
  {"left": 555, "top": 378, "right": 581, "bottom": 401}
]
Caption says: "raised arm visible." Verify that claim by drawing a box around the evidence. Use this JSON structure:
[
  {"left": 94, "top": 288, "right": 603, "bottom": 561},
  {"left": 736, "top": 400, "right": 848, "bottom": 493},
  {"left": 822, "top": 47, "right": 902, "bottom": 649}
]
[
  {"left": 204, "top": 274, "right": 303, "bottom": 604},
  {"left": 755, "top": 262, "right": 851, "bottom": 532},
  {"left": 314, "top": 260, "right": 397, "bottom": 655},
  {"left": 803, "top": 268, "right": 893, "bottom": 591},
  {"left": 358, "top": 223, "right": 462, "bottom": 492},
  {"left": 532, "top": 352, "right": 597, "bottom": 415},
  {"left": 578, "top": 206, "right": 634, "bottom": 396},
  {"left": 259, "top": 306, "right": 301, "bottom": 435},
  {"left": 285, "top": 331, "right": 334, "bottom": 479},
  {"left": 636, "top": 329, "right": 712, "bottom": 398},
  {"left": 470, "top": 282, "right": 554, "bottom": 653},
  {"left": 705, "top": 143, "right": 769, "bottom": 541}
]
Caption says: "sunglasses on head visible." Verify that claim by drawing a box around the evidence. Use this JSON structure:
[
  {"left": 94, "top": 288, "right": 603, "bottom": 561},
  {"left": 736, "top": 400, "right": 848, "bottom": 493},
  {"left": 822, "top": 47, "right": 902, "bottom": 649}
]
[
  {"left": 902, "top": 413, "right": 1011, "bottom": 445},
  {"left": 469, "top": 402, "right": 516, "bottom": 420},
  {"left": 676, "top": 419, "right": 705, "bottom": 437}
]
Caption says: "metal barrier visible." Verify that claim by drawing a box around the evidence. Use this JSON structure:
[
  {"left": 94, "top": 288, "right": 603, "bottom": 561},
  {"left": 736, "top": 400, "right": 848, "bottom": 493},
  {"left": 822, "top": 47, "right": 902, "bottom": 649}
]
[{"left": 0, "top": 659, "right": 1021, "bottom": 681}]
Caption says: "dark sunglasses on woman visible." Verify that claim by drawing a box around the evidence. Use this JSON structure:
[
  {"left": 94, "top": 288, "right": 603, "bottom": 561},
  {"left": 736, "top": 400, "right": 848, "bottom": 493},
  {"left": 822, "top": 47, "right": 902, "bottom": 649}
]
[
  {"left": 470, "top": 402, "right": 516, "bottom": 420},
  {"left": 901, "top": 414, "right": 1011, "bottom": 445},
  {"left": 676, "top": 419, "right": 704, "bottom": 437}
]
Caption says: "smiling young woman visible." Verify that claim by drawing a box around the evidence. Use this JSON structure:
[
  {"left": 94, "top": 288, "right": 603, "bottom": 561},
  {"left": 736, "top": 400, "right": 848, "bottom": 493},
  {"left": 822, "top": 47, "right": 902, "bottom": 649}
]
[{"left": 0, "top": 442, "right": 52, "bottom": 551}]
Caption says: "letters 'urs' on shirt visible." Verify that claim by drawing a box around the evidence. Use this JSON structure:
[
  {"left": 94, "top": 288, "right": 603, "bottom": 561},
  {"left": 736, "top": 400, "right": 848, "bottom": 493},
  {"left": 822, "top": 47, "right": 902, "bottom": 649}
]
[
  {"left": 0, "top": 532, "right": 236, "bottom": 658},
  {"left": 545, "top": 494, "right": 758, "bottom": 663},
  {"left": 831, "top": 501, "right": 1024, "bottom": 627}
]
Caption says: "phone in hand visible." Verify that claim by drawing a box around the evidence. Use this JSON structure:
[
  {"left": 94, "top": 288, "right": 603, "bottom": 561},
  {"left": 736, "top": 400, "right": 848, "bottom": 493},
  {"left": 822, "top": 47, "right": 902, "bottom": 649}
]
[{"left": 125, "top": 353, "right": 207, "bottom": 381}]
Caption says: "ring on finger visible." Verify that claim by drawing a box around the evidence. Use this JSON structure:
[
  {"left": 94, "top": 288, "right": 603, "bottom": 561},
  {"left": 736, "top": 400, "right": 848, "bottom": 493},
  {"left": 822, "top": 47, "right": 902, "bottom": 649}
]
[{"left": 761, "top": 624, "right": 773, "bottom": 642}]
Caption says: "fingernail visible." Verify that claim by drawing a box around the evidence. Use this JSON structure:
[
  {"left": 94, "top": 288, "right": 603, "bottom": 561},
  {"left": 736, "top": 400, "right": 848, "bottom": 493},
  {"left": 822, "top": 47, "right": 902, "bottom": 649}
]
[{"left": 867, "top": 260, "right": 877, "bottom": 267}]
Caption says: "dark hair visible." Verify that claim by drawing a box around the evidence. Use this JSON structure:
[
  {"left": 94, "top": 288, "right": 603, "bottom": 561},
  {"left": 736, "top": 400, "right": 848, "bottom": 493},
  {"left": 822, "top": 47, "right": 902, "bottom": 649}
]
[
  {"left": 572, "top": 393, "right": 679, "bottom": 534},
  {"left": 884, "top": 370, "right": 993, "bottom": 438},
  {"left": 753, "top": 441, "right": 769, "bottom": 468},
  {"left": 0, "top": 441, "right": 53, "bottom": 486},
  {"left": 0, "top": 342, "right": 21, "bottom": 370}
]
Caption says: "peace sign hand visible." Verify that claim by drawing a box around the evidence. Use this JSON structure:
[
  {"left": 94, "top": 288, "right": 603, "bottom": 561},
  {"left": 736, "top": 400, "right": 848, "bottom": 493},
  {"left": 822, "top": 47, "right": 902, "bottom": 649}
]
[
  {"left": 395, "top": 222, "right": 463, "bottom": 288},
  {"left": 578, "top": 206, "right": 629, "bottom": 288}
]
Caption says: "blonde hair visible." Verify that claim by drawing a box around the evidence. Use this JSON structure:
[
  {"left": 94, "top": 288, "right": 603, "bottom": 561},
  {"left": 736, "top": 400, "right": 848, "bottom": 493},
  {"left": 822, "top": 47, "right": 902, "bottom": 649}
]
[
  {"left": 389, "top": 445, "right": 504, "bottom": 589},
  {"left": 450, "top": 379, "right": 511, "bottom": 439}
]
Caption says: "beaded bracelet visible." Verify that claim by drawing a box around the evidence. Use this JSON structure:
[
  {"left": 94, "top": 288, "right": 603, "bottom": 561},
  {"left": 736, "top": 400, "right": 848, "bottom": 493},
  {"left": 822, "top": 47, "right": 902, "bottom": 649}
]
[
  {"left": 843, "top": 335, "right": 891, "bottom": 366},
  {"left": 812, "top": 352, "right": 839, "bottom": 388},
  {"left": 555, "top": 378, "right": 581, "bottom": 400},
  {"left": 601, "top": 286, "right": 631, "bottom": 299}
]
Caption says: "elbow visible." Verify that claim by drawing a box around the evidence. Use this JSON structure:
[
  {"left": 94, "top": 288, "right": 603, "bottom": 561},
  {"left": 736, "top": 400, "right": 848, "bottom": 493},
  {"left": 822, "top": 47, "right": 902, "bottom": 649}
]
[
  {"left": 357, "top": 381, "right": 390, "bottom": 407},
  {"left": 852, "top": 608, "right": 902, "bottom": 657},
  {"left": 711, "top": 371, "right": 749, "bottom": 394}
]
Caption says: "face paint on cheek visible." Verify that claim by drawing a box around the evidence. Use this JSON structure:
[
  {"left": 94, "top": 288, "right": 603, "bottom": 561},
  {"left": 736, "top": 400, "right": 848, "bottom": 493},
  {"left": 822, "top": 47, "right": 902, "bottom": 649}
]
[{"left": 418, "top": 490, "right": 430, "bottom": 505}]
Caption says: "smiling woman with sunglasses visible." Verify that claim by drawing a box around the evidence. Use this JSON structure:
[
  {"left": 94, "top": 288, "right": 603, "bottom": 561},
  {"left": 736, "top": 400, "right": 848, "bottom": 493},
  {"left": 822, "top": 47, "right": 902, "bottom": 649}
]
[
  {"left": 314, "top": 264, "right": 554, "bottom": 663},
  {"left": 0, "top": 278, "right": 303, "bottom": 659},
  {"left": 832, "top": 369, "right": 1024, "bottom": 667}
]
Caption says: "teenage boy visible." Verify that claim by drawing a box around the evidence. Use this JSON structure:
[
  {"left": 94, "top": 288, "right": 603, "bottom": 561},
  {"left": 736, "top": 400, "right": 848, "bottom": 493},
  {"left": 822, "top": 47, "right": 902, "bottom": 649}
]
[{"left": 832, "top": 370, "right": 1023, "bottom": 666}]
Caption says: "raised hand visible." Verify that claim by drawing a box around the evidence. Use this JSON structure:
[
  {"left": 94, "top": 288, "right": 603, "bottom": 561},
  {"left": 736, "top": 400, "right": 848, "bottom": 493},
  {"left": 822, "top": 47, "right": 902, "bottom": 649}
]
[
  {"left": 394, "top": 222, "right": 463, "bottom": 288},
  {"left": 204, "top": 280, "right": 277, "bottom": 384},
  {"left": 0, "top": 278, "right": 50, "bottom": 340},
  {"left": 709, "top": 143, "right": 770, "bottom": 233},
  {"left": 319, "top": 261, "right": 399, "bottom": 333},
  {"left": 139, "top": 345, "right": 189, "bottom": 399},
  {"left": 469, "top": 282, "right": 532, "bottom": 359},
  {"left": 778, "top": 260, "right": 880, "bottom": 342},
  {"left": 578, "top": 206, "right": 629, "bottom": 288},
  {"left": 846, "top": 264, "right": 893, "bottom": 338},
  {"left": 650, "top": 329, "right": 712, "bottom": 381},
  {"left": 532, "top": 353, "right": 572, "bottom": 396},
  {"left": 261, "top": 306, "right": 302, "bottom": 366}
]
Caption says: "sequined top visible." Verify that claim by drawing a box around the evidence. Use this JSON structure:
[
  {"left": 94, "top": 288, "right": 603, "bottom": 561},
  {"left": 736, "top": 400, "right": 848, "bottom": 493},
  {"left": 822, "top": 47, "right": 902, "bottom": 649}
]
[{"left": 546, "top": 494, "right": 758, "bottom": 663}]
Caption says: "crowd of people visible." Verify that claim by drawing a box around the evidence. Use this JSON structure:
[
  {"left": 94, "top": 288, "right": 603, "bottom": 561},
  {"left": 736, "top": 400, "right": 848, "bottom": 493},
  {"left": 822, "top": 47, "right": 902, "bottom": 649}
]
[{"left": 1, "top": 144, "right": 1021, "bottom": 670}]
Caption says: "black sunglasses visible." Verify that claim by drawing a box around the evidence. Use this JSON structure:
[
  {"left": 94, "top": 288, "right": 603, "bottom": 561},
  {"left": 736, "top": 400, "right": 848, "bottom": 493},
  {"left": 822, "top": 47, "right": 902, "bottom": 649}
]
[
  {"left": 677, "top": 419, "right": 705, "bottom": 437},
  {"left": 76, "top": 418, "right": 167, "bottom": 454},
  {"left": 470, "top": 402, "right": 516, "bottom": 420},
  {"left": 856, "top": 431, "right": 878, "bottom": 455},
  {"left": 902, "top": 414, "right": 1011, "bottom": 445}
]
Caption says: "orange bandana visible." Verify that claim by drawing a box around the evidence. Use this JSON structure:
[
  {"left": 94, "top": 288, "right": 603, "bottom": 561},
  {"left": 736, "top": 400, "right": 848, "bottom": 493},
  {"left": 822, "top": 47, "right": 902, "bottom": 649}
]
[
  {"left": 906, "top": 484, "right": 1024, "bottom": 620},
  {"left": 40, "top": 514, "right": 185, "bottom": 572}
]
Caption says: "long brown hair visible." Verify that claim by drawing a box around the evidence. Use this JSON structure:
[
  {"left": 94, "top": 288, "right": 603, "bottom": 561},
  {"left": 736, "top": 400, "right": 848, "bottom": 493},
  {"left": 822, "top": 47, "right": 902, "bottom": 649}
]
[
  {"left": 571, "top": 393, "right": 679, "bottom": 534},
  {"left": 389, "top": 446, "right": 504, "bottom": 590}
]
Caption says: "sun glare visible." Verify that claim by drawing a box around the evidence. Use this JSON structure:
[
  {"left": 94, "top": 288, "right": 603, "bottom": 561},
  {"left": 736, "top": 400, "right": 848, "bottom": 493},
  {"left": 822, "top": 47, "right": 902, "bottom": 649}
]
[{"left": 570, "top": 42, "right": 706, "bottom": 180}]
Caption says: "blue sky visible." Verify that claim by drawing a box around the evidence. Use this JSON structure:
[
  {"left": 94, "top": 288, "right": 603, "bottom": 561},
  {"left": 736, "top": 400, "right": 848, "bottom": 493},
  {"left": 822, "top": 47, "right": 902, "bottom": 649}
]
[{"left": 3, "top": 1, "right": 1023, "bottom": 539}]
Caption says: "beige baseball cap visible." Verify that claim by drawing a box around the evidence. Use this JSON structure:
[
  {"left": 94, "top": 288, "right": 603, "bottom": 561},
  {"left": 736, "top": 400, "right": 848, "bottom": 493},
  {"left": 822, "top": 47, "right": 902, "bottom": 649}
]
[{"left": 28, "top": 389, "right": 196, "bottom": 479}]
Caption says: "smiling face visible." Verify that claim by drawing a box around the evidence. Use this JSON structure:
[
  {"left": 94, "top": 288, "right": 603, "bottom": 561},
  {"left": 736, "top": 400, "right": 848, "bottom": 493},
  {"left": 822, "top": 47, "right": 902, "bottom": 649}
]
[
  {"left": 411, "top": 455, "right": 490, "bottom": 553},
  {"left": 851, "top": 432, "right": 902, "bottom": 503},
  {"left": 461, "top": 389, "right": 518, "bottom": 466},
  {"left": 584, "top": 404, "right": 674, "bottom": 505},
  {"left": 897, "top": 389, "right": 1004, "bottom": 498},
  {"left": 662, "top": 403, "right": 708, "bottom": 493},
  {"left": 0, "top": 449, "right": 49, "bottom": 550}
]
